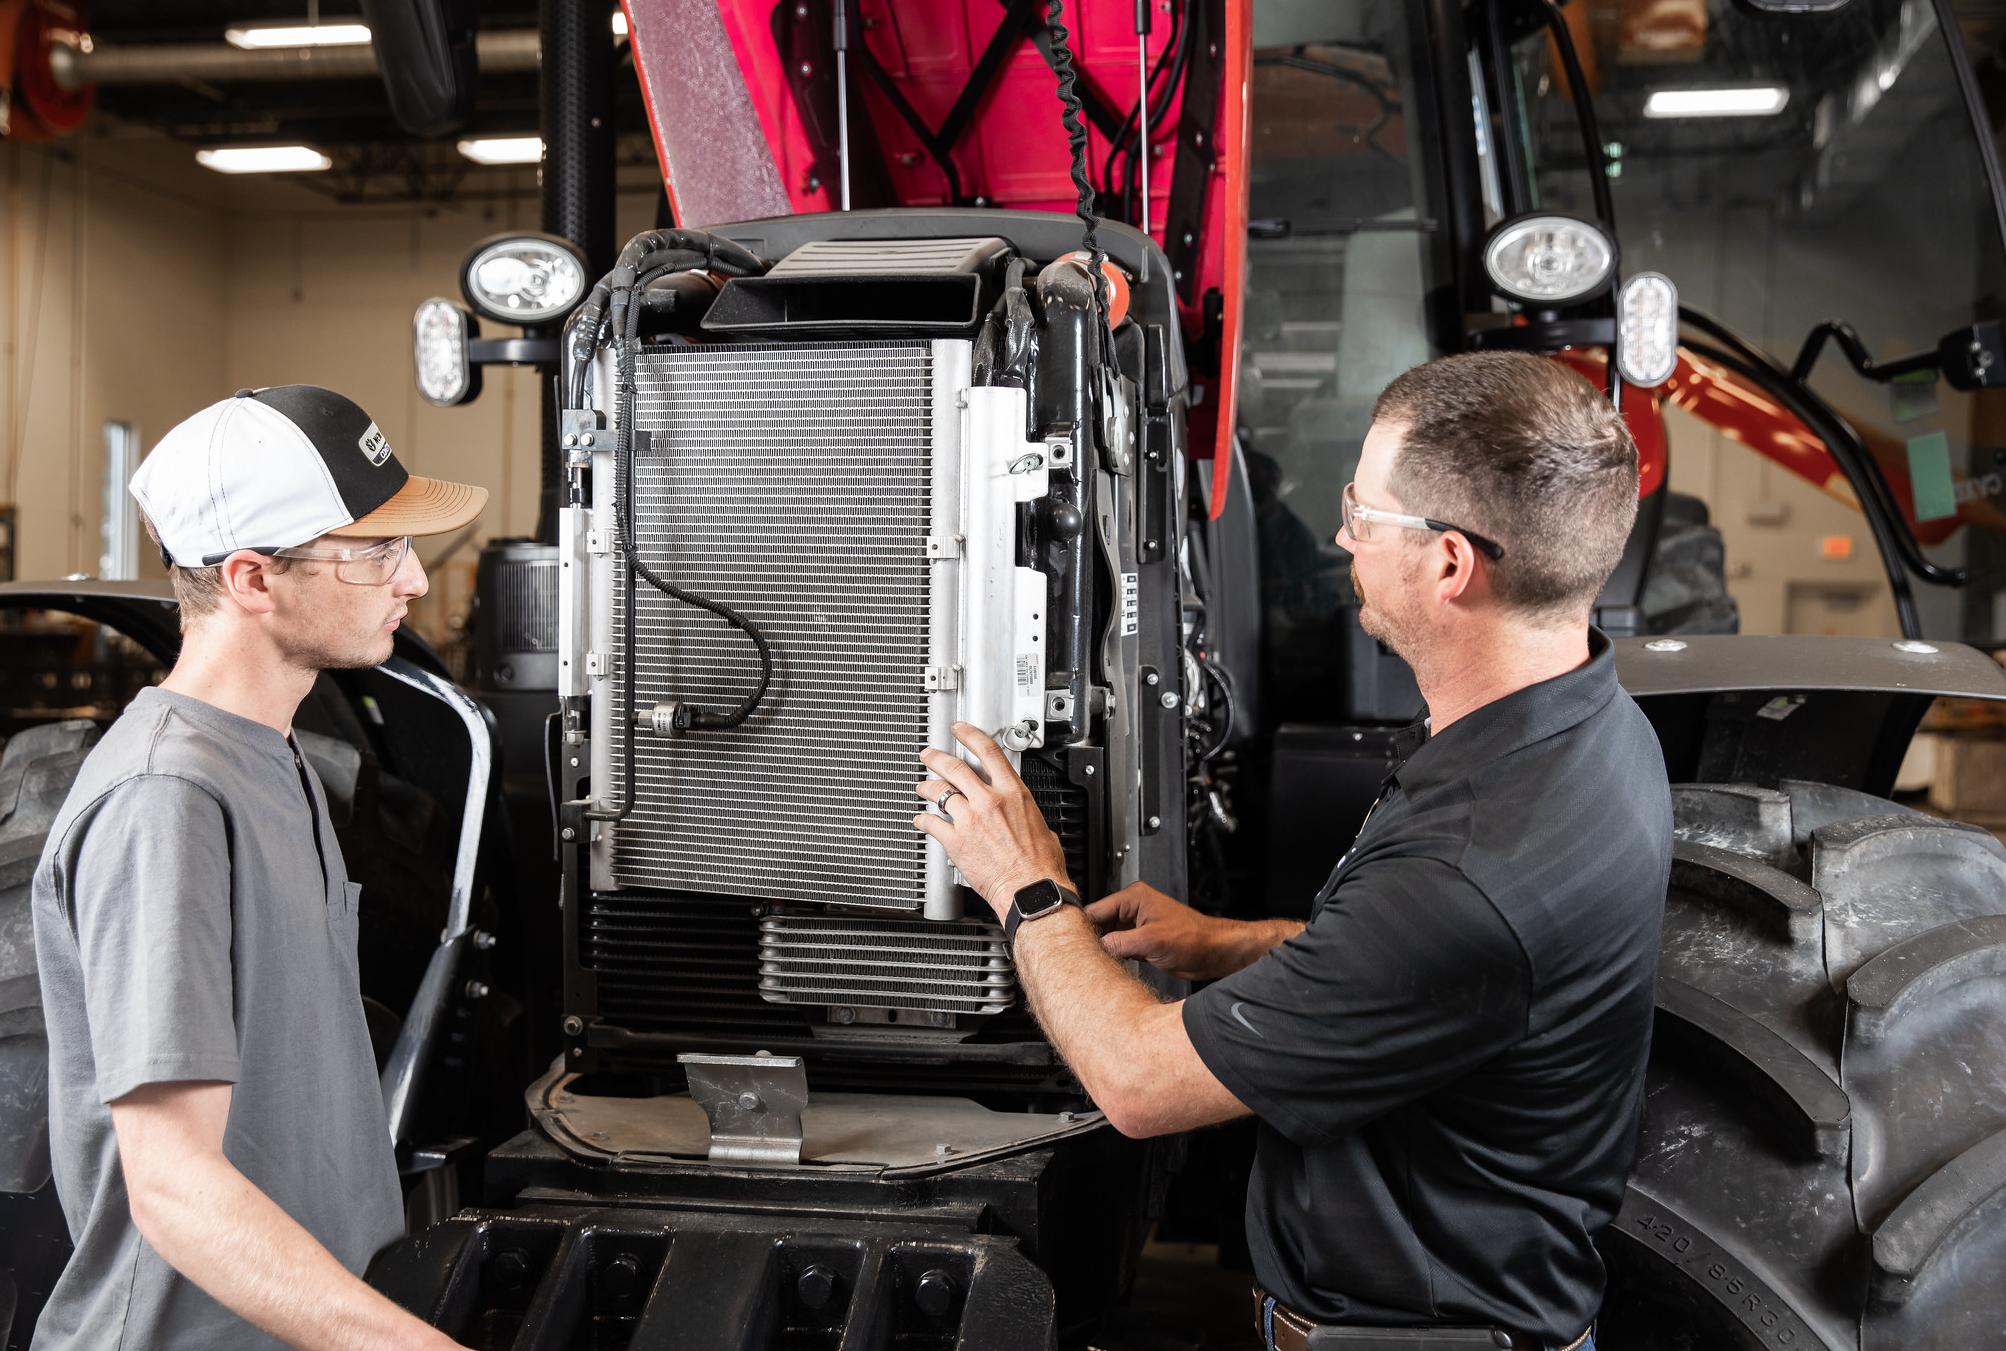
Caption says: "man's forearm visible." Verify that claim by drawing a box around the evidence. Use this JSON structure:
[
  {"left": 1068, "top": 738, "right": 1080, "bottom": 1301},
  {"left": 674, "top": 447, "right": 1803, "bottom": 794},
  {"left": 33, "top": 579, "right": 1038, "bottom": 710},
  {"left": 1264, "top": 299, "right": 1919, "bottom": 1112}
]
[
  {"left": 131, "top": 1151, "right": 452, "bottom": 1351},
  {"left": 1012, "top": 905, "right": 1169, "bottom": 1116},
  {"left": 1011, "top": 905, "right": 1250, "bottom": 1137},
  {"left": 1215, "top": 917, "right": 1305, "bottom": 975}
]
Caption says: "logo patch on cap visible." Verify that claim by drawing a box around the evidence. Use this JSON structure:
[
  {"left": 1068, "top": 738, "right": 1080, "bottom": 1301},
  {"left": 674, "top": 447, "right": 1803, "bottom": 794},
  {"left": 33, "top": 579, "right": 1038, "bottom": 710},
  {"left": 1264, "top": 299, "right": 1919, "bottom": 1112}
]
[{"left": 358, "top": 422, "right": 392, "bottom": 467}]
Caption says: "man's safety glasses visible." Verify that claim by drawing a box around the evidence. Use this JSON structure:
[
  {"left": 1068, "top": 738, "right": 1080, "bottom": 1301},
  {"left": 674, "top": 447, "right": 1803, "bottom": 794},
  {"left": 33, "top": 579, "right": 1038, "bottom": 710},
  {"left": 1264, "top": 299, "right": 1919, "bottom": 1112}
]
[
  {"left": 1340, "top": 483, "right": 1505, "bottom": 561},
  {"left": 201, "top": 535, "right": 415, "bottom": 585}
]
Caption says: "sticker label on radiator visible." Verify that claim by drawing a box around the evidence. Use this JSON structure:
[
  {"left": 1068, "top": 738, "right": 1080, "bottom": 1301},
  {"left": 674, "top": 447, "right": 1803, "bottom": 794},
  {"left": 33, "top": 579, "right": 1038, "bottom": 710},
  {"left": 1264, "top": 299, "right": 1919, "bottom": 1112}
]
[
  {"left": 1016, "top": 654, "right": 1039, "bottom": 692},
  {"left": 1120, "top": 572, "right": 1140, "bottom": 636}
]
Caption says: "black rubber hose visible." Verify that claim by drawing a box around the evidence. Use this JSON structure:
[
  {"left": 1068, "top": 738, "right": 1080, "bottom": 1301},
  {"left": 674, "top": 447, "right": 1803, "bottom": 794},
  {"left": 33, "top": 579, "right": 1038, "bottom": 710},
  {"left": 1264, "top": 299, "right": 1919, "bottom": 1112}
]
[
  {"left": 1678, "top": 307, "right": 1965, "bottom": 590},
  {"left": 1680, "top": 337, "right": 1932, "bottom": 638},
  {"left": 562, "top": 230, "right": 769, "bottom": 410},
  {"left": 612, "top": 280, "right": 774, "bottom": 733},
  {"left": 1536, "top": 0, "right": 1616, "bottom": 233}
]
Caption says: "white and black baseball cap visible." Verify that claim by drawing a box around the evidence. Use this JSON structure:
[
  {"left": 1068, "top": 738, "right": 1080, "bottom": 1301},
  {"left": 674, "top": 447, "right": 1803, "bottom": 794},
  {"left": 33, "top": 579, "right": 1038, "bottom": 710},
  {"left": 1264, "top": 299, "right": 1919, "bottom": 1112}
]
[{"left": 131, "top": 385, "right": 488, "bottom": 567}]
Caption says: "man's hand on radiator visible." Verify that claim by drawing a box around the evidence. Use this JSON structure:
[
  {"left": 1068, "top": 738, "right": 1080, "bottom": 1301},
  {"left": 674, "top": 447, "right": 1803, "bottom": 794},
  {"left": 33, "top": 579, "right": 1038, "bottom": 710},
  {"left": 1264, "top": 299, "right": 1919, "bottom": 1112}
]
[{"left": 913, "top": 722, "right": 1074, "bottom": 922}]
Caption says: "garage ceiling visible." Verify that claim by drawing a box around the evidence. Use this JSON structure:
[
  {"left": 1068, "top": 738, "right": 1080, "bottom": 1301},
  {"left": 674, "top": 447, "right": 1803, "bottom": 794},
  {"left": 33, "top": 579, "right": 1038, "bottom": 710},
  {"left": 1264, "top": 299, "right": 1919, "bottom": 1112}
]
[{"left": 80, "top": 2, "right": 655, "bottom": 203}]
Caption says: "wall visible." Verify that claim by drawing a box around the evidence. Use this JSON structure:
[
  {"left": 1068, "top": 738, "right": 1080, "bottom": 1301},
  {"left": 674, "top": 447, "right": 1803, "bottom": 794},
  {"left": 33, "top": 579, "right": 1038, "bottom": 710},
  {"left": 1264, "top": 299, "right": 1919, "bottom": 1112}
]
[
  {"left": 1, "top": 124, "right": 659, "bottom": 648},
  {"left": 1, "top": 130, "right": 231, "bottom": 583}
]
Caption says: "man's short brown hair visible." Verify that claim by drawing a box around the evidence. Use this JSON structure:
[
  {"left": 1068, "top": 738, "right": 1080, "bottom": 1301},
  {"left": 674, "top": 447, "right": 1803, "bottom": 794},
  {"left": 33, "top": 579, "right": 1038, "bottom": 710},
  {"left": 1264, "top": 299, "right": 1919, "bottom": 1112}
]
[
  {"left": 141, "top": 514, "right": 292, "bottom": 627},
  {"left": 1371, "top": 352, "right": 1639, "bottom": 619}
]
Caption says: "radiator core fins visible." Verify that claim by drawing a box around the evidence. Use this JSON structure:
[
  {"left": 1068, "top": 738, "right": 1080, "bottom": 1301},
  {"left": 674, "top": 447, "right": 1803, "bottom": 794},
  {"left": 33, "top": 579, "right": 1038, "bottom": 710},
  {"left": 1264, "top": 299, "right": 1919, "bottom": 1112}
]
[
  {"left": 758, "top": 913, "right": 1016, "bottom": 1016},
  {"left": 610, "top": 341, "right": 938, "bottom": 911}
]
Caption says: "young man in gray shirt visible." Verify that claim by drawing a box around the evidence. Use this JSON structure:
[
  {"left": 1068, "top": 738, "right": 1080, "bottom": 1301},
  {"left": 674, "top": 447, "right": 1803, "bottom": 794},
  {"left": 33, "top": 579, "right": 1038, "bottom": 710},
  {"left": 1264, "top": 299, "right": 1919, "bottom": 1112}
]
[{"left": 31, "top": 386, "right": 485, "bottom": 1350}]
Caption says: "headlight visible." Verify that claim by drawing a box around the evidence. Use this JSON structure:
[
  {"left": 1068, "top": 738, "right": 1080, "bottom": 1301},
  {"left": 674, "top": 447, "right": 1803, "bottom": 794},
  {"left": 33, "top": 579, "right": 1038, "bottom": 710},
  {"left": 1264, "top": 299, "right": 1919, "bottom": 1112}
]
[
  {"left": 1616, "top": 272, "right": 1679, "bottom": 388},
  {"left": 414, "top": 298, "right": 481, "bottom": 406},
  {"left": 1484, "top": 214, "right": 1616, "bottom": 305},
  {"left": 458, "top": 232, "right": 589, "bottom": 325}
]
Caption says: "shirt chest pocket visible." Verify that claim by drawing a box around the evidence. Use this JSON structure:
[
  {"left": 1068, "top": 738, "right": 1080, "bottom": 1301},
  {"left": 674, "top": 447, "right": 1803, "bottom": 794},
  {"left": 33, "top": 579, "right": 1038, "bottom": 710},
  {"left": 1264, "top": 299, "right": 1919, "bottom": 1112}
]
[{"left": 330, "top": 879, "right": 362, "bottom": 950}]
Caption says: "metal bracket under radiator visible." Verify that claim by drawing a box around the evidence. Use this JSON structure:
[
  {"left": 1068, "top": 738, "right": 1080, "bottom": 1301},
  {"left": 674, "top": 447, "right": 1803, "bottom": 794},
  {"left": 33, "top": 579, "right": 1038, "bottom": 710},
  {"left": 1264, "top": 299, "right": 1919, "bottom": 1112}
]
[{"left": 677, "top": 1052, "right": 810, "bottom": 1165}]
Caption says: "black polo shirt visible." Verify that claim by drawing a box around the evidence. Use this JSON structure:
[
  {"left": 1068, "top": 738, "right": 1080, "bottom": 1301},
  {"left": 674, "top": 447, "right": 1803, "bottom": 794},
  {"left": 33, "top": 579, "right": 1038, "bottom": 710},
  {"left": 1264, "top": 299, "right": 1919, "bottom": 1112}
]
[{"left": 1184, "top": 631, "right": 1670, "bottom": 1342}]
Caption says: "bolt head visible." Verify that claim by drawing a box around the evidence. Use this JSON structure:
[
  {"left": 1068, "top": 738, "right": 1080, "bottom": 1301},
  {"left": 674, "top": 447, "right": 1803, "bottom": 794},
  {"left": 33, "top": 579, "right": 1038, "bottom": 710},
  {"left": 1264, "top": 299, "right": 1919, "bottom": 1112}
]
[
  {"left": 561, "top": 826, "right": 578, "bottom": 841},
  {"left": 1644, "top": 638, "right": 1687, "bottom": 653},
  {"left": 797, "top": 1263, "right": 838, "bottom": 1310},
  {"left": 737, "top": 1091, "right": 763, "bottom": 1111},
  {"left": 562, "top": 1015, "right": 585, "bottom": 1036},
  {"left": 1084, "top": 764, "right": 1096, "bottom": 775},
  {"left": 1147, "top": 815, "right": 1162, "bottom": 829},
  {"left": 1145, "top": 670, "right": 1160, "bottom": 685},
  {"left": 914, "top": 1269, "right": 957, "bottom": 1318},
  {"left": 602, "top": 1254, "right": 642, "bottom": 1301},
  {"left": 493, "top": 1249, "right": 531, "bottom": 1288},
  {"left": 1160, "top": 690, "right": 1179, "bottom": 708}
]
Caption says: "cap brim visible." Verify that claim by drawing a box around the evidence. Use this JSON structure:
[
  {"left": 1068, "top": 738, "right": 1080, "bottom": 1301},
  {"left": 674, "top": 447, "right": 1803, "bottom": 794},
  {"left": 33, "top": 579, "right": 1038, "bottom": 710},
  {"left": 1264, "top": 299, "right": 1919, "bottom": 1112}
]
[{"left": 325, "top": 474, "right": 488, "bottom": 540}]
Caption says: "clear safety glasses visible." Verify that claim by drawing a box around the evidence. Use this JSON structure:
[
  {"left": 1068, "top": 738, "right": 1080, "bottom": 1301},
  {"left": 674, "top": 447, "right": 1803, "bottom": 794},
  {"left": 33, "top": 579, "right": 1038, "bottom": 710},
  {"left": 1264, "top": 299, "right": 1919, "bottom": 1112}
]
[
  {"left": 258, "top": 535, "right": 414, "bottom": 585},
  {"left": 1340, "top": 482, "right": 1505, "bottom": 561}
]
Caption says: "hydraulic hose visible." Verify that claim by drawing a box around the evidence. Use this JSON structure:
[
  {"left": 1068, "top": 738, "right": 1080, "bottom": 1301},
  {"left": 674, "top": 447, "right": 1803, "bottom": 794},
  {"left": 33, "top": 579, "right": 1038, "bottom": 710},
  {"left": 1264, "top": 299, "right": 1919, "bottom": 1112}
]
[{"left": 611, "top": 276, "right": 774, "bottom": 734}]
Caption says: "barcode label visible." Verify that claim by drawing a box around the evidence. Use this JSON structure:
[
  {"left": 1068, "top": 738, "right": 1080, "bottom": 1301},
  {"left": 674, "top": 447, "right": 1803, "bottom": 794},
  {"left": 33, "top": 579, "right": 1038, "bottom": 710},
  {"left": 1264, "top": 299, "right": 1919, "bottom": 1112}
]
[
  {"left": 1120, "top": 572, "right": 1140, "bottom": 636},
  {"left": 1016, "top": 654, "right": 1038, "bottom": 691}
]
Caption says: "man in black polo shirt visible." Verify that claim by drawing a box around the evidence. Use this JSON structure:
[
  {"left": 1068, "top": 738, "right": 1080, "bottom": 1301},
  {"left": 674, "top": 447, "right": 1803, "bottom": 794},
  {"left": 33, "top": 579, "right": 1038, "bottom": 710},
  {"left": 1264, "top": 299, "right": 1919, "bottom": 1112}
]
[{"left": 914, "top": 352, "right": 1670, "bottom": 1351}]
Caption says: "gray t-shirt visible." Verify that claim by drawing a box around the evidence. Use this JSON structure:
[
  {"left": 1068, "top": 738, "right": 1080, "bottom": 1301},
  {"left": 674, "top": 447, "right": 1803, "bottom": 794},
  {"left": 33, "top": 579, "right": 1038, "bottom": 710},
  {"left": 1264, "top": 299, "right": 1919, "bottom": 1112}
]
[{"left": 30, "top": 687, "right": 404, "bottom": 1350}]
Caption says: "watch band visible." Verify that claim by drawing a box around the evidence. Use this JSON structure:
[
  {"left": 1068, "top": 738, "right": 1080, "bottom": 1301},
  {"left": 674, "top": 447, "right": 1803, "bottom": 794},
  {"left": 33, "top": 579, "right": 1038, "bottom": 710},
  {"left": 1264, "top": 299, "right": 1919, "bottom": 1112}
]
[{"left": 1004, "top": 880, "right": 1082, "bottom": 944}]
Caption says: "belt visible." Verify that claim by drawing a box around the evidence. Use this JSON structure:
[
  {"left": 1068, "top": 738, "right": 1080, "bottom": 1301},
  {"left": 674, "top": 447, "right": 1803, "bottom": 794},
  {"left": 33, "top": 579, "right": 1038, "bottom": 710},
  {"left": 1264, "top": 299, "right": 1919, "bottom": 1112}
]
[{"left": 1253, "top": 1288, "right": 1590, "bottom": 1351}]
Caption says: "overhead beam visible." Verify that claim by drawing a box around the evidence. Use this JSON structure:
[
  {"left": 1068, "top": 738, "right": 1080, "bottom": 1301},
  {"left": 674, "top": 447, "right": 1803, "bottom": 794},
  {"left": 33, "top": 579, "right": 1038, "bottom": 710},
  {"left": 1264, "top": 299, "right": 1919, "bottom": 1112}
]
[{"left": 50, "top": 29, "right": 541, "bottom": 91}]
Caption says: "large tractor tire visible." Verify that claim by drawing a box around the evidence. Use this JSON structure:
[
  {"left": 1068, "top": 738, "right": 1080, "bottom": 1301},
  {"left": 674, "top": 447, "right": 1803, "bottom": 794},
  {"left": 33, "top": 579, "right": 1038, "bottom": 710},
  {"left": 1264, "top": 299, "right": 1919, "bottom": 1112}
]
[
  {"left": 0, "top": 721, "right": 102, "bottom": 1347},
  {"left": 1641, "top": 492, "right": 1739, "bottom": 636},
  {"left": 1597, "top": 779, "right": 2006, "bottom": 1349}
]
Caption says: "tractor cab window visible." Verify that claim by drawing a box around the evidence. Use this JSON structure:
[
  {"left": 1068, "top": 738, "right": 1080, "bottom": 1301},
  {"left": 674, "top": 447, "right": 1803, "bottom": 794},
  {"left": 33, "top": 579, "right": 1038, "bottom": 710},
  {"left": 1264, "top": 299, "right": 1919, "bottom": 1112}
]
[
  {"left": 1494, "top": 0, "right": 2006, "bottom": 644},
  {"left": 1237, "top": 1, "right": 1447, "bottom": 719}
]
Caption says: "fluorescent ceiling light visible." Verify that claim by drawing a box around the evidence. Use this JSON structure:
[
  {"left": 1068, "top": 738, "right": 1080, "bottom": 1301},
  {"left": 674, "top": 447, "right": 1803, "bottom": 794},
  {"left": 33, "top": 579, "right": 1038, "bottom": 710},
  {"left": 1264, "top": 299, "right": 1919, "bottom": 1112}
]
[
  {"left": 195, "top": 144, "right": 334, "bottom": 174},
  {"left": 613, "top": 10, "right": 629, "bottom": 37},
  {"left": 1643, "top": 86, "right": 1789, "bottom": 119},
  {"left": 224, "top": 22, "right": 372, "bottom": 49},
  {"left": 457, "top": 136, "right": 543, "bottom": 166}
]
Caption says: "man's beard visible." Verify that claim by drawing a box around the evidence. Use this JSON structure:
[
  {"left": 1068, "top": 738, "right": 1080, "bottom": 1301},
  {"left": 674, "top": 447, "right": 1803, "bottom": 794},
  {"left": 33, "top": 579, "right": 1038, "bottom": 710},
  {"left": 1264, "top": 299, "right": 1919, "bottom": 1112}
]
[
  {"left": 1352, "top": 562, "right": 1422, "bottom": 663},
  {"left": 274, "top": 619, "right": 395, "bottom": 673}
]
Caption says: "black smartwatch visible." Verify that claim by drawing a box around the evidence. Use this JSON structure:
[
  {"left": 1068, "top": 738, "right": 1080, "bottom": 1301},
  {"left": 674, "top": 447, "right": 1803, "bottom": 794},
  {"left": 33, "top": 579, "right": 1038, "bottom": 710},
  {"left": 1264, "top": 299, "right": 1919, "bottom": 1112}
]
[{"left": 1004, "top": 878, "right": 1082, "bottom": 944}]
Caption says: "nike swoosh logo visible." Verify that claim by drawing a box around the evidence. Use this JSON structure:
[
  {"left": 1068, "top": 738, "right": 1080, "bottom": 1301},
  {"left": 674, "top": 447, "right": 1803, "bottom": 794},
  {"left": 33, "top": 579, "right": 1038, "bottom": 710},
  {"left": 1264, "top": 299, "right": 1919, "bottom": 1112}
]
[{"left": 1230, "top": 1001, "right": 1265, "bottom": 1039}]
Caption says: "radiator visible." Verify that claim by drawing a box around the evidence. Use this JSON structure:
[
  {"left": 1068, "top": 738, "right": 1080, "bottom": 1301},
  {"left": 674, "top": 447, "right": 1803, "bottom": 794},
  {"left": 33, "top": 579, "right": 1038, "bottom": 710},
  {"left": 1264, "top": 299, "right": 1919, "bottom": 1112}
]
[{"left": 590, "top": 338, "right": 1051, "bottom": 919}]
